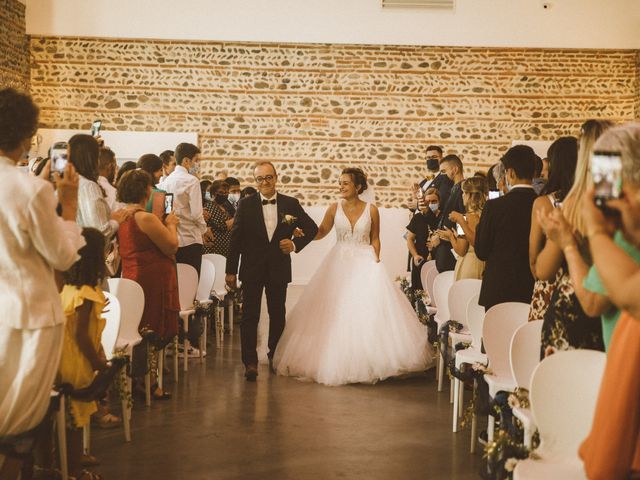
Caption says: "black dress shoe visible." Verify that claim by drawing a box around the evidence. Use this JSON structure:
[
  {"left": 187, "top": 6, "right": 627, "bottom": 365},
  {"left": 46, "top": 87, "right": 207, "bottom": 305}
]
[
  {"left": 268, "top": 358, "right": 276, "bottom": 374},
  {"left": 245, "top": 365, "right": 258, "bottom": 382}
]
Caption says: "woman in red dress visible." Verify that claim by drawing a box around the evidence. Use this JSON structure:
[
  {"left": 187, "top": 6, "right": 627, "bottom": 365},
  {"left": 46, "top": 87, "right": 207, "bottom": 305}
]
[{"left": 116, "top": 169, "right": 180, "bottom": 398}]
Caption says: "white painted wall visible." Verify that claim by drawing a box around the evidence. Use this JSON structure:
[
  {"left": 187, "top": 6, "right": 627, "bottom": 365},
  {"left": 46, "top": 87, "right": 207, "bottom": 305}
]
[{"left": 25, "top": 0, "right": 640, "bottom": 49}]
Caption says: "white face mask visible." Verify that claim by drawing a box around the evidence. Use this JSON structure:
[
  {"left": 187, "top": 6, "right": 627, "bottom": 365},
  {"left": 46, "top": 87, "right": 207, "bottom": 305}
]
[
  {"left": 204, "top": 191, "right": 212, "bottom": 202},
  {"left": 428, "top": 203, "right": 439, "bottom": 213},
  {"left": 189, "top": 162, "right": 200, "bottom": 176},
  {"left": 228, "top": 192, "right": 240, "bottom": 205}
]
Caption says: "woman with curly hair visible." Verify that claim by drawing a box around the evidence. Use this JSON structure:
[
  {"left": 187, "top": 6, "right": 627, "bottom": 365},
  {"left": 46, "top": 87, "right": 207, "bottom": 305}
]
[{"left": 273, "top": 167, "right": 433, "bottom": 386}]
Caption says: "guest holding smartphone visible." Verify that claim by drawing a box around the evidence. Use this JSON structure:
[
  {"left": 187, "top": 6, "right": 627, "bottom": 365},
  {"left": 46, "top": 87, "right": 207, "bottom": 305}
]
[{"left": 406, "top": 187, "right": 441, "bottom": 290}]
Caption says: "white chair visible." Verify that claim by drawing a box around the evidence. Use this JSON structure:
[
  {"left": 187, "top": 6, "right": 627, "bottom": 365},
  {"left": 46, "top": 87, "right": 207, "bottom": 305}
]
[
  {"left": 514, "top": 350, "right": 606, "bottom": 480},
  {"left": 177, "top": 263, "right": 198, "bottom": 373},
  {"left": 424, "top": 264, "right": 439, "bottom": 316},
  {"left": 203, "top": 253, "right": 234, "bottom": 335},
  {"left": 419, "top": 260, "right": 437, "bottom": 315},
  {"left": 510, "top": 320, "right": 543, "bottom": 449},
  {"left": 432, "top": 270, "right": 455, "bottom": 392},
  {"left": 107, "top": 279, "right": 144, "bottom": 441},
  {"left": 196, "top": 258, "right": 216, "bottom": 359},
  {"left": 100, "top": 291, "right": 121, "bottom": 361},
  {"left": 482, "top": 302, "right": 530, "bottom": 442}
]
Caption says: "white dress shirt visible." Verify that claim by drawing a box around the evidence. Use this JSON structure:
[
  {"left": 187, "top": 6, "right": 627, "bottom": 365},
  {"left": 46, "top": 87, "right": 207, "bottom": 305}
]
[
  {"left": 0, "top": 156, "right": 85, "bottom": 329},
  {"left": 159, "top": 165, "right": 207, "bottom": 247},
  {"left": 97, "top": 176, "right": 117, "bottom": 210},
  {"left": 260, "top": 193, "right": 278, "bottom": 241},
  {"left": 77, "top": 175, "right": 118, "bottom": 239}
]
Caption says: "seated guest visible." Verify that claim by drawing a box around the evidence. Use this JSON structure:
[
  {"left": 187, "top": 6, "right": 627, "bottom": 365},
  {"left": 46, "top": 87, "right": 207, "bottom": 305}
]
[
  {"left": 58, "top": 228, "right": 108, "bottom": 480},
  {"left": 475, "top": 145, "right": 538, "bottom": 310},
  {"left": 430, "top": 154, "right": 465, "bottom": 272},
  {"left": 440, "top": 176, "right": 488, "bottom": 281},
  {"left": 0, "top": 88, "right": 84, "bottom": 479},
  {"left": 137, "top": 153, "right": 166, "bottom": 214},
  {"left": 97, "top": 147, "right": 117, "bottom": 210},
  {"left": 225, "top": 176, "right": 241, "bottom": 210},
  {"left": 406, "top": 187, "right": 441, "bottom": 290},
  {"left": 578, "top": 122, "right": 640, "bottom": 479},
  {"left": 116, "top": 170, "right": 179, "bottom": 398},
  {"left": 115, "top": 160, "right": 137, "bottom": 186},
  {"left": 159, "top": 149, "right": 176, "bottom": 184},
  {"left": 204, "top": 180, "right": 234, "bottom": 257}
]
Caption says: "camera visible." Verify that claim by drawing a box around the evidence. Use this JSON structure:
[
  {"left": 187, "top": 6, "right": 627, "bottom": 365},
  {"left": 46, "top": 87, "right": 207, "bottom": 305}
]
[
  {"left": 49, "top": 141, "right": 68, "bottom": 179},
  {"left": 591, "top": 151, "right": 622, "bottom": 210}
]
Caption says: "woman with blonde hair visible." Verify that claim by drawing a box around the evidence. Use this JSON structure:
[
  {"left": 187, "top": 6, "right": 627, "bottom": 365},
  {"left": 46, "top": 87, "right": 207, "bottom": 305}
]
[
  {"left": 535, "top": 119, "right": 613, "bottom": 356},
  {"left": 439, "top": 176, "right": 488, "bottom": 280}
]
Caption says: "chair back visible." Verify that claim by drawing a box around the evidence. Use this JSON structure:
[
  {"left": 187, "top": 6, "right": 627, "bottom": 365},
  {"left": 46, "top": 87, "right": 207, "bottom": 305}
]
[
  {"left": 420, "top": 260, "right": 436, "bottom": 290},
  {"left": 510, "top": 320, "right": 543, "bottom": 389},
  {"left": 107, "top": 278, "right": 145, "bottom": 350},
  {"left": 466, "top": 294, "right": 484, "bottom": 349},
  {"left": 448, "top": 279, "right": 482, "bottom": 325},
  {"left": 425, "top": 266, "right": 439, "bottom": 307},
  {"left": 432, "top": 270, "right": 455, "bottom": 322},
  {"left": 176, "top": 263, "right": 199, "bottom": 311},
  {"left": 203, "top": 253, "right": 228, "bottom": 297},
  {"left": 100, "top": 291, "right": 121, "bottom": 360},
  {"left": 197, "top": 258, "right": 216, "bottom": 302},
  {"left": 530, "top": 350, "right": 606, "bottom": 457},
  {"left": 482, "top": 302, "right": 529, "bottom": 378}
]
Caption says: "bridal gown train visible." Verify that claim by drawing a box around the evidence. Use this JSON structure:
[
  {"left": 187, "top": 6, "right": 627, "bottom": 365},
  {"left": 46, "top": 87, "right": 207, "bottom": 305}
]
[{"left": 272, "top": 202, "right": 434, "bottom": 386}]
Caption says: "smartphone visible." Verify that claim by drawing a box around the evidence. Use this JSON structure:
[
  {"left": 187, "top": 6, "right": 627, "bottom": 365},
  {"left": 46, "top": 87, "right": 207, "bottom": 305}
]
[
  {"left": 164, "top": 193, "right": 174, "bottom": 214},
  {"left": 50, "top": 142, "right": 68, "bottom": 177},
  {"left": 455, "top": 215, "right": 466, "bottom": 236},
  {"left": 592, "top": 151, "right": 622, "bottom": 208},
  {"left": 488, "top": 190, "right": 500, "bottom": 200},
  {"left": 91, "top": 120, "right": 102, "bottom": 137}
]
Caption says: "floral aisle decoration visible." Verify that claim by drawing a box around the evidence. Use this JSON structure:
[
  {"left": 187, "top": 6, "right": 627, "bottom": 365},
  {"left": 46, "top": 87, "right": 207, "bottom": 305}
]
[
  {"left": 110, "top": 349, "right": 133, "bottom": 410},
  {"left": 396, "top": 276, "right": 437, "bottom": 342}
]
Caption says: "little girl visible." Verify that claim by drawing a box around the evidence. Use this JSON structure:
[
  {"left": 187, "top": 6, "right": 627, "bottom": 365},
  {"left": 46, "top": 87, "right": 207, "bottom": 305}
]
[{"left": 58, "top": 227, "right": 108, "bottom": 480}]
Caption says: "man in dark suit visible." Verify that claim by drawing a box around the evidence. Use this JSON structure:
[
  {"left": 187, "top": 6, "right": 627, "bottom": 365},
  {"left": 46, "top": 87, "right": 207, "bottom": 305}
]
[
  {"left": 475, "top": 145, "right": 539, "bottom": 310},
  {"left": 225, "top": 161, "right": 318, "bottom": 381}
]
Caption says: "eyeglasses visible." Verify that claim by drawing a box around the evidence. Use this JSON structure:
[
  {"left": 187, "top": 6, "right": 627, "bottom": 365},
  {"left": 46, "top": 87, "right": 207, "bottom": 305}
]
[{"left": 255, "top": 175, "right": 275, "bottom": 184}]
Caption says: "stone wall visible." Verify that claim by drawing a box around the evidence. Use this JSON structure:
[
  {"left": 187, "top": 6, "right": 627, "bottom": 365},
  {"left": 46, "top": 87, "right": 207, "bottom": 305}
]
[
  {"left": 30, "top": 37, "right": 638, "bottom": 207},
  {"left": 636, "top": 51, "right": 640, "bottom": 120},
  {"left": 1, "top": 0, "right": 29, "bottom": 92}
]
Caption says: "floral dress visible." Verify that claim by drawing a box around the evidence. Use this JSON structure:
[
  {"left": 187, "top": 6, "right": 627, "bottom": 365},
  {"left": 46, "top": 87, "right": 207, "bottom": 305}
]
[{"left": 540, "top": 240, "right": 604, "bottom": 358}]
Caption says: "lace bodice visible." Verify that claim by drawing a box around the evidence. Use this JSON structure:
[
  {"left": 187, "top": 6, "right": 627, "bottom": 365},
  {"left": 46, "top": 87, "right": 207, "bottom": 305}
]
[{"left": 335, "top": 202, "right": 371, "bottom": 246}]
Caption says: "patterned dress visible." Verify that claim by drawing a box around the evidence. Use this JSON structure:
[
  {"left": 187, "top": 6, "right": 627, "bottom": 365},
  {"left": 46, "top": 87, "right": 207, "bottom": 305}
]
[{"left": 204, "top": 200, "right": 232, "bottom": 257}]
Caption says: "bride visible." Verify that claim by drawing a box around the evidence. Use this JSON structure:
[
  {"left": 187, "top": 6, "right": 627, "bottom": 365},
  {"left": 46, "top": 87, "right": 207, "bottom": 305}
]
[{"left": 272, "top": 167, "right": 434, "bottom": 386}]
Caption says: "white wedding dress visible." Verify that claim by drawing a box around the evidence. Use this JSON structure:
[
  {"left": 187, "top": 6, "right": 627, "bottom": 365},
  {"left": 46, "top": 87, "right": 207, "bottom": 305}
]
[{"left": 272, "top": 202, "right": 434, "bottom": 386}]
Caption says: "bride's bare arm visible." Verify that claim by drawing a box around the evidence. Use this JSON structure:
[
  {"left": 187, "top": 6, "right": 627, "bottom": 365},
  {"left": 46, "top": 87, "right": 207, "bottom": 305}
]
[
  {"left": 370, "top": 205, "right": 381, "bottom": 262},
  {"left": 314, "top": 203, "right": 338, "bottom": 240}
]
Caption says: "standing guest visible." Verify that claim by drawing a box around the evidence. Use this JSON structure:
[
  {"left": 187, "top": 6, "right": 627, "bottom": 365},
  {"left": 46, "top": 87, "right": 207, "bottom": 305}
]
[
  {"left": 411, "top": 145, "right": 453, "bottom": 213},
  {"left": 204, "top": 180, "right": 234, "bottom": 257},
  {"left": 226, "top": 176, "right": 242, "bottom": 210},
  {"left": 475, "top": 145, "right": 538, "bottom": 310},
  {"left": 528, "top": 137, "right": 578, "bottom": 321},
  {"left": 159, "top": 149, "right": 176, "bottom": 184},
  {"left": 486, "top": 164, "right": 498, "bottom": 191},
  {"left": 241, "top": 186, "right": 257, "bottom": 199},
  {"left": 200, "top": 180, "right": 213, "bottom": 205},
  {"left": 430, "top": 154, "right": 465, "bottom": 272},
  {"left": 534, "top": 120, "right": 612, "bottom": 356},
  {"left": 58, "top": 228, "right": 108, "bottom": 480},
  {"left": 159, "top": 143, "right": 207, "bottom": 276},
  {"left": 406, "top": 187, "right": 441, "bottom": 290},
  {"left": 97, "top": 147, "right": 117, "bottom": 210},
  {"left": 215, "top": 169, "right": 228, "bottom": 180},
  {"left": 0, "top": 88, "right": 85, "bottom": 479},
  {"left": 441, "top": 176, "right": 488, "bottom": 280},
  {"left": 531, "top": 154, "right": 547, "bottom": 194},
  {"left": 137, "top": 153, "right": 166, "bottom": 214},
  {"left": 115, "top": 160, "right": 137, "bottom": 186},
  {"left": 117, "top": 170, "right": 180, "bottom": 398}
]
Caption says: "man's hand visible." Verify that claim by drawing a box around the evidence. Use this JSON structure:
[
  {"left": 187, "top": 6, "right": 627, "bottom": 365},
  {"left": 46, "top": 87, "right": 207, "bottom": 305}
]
[
  {"left": 279, "top": 239, "right": 295, "bottom": 254},
  {"left": 225, "top": 274, "right": 238, "bottom": 291},
  {"left": 413, "top": 254, "right": 424, "bottom": 266},
  {"left": 112, "top": 207, "right": 134, "bottom": 224},
  {"left": 293, "top": 228, "right": 305, "bottom": 238}
]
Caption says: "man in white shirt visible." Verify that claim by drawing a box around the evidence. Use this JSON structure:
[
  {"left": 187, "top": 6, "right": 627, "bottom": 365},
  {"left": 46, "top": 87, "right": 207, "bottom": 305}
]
[
  {"left": 159, "top": 149, "right": 176, "bottom": 185},
  {"left": 159, "top": 143, "right": 207, "bottom": 276},
  {"left": 97, "top": 147, "right": 117, "bottom": 210}
]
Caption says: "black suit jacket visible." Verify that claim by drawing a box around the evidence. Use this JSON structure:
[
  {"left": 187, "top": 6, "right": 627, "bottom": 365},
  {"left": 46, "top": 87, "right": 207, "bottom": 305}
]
[
  {"left": 225, "top": 193, "right": 318, "bottom": 284},
  {"left": 475, "top": 187, "right": 538, "bottom": 310}
]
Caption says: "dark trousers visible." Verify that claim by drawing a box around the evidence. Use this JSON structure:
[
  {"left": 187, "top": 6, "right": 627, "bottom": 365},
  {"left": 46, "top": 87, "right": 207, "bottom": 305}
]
[
  {"left": 176, "top": 243, "right": 203, "bottom": 277},
  {"left": 411, "top": 259, "right": 425, "bottom": 291},
  {"left": 240, "top": 280, "right": 288, "bottom": 366}
]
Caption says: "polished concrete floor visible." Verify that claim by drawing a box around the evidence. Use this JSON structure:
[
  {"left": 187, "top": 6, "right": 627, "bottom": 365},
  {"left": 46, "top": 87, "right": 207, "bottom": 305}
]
[{"left": 93, "top": 286, "right": 483, "bottom": 480}]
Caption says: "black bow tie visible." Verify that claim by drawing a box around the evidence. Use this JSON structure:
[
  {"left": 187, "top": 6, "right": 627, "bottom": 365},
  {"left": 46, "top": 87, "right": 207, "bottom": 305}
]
[{"left": 262, "top": 199, "right": 276, "bottom": 205}]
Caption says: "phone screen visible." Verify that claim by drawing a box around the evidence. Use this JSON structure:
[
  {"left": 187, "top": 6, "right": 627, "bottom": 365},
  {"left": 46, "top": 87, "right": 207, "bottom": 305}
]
[
  {"left": 91, "top": 120, "right": 102, "bottom": 137},
  {"left": 164, "top": 193, "right": 174, "bottom": 214},
  {"left": 50, "top": 142, "right": 68, "bottom": 175},
  {"left": 592, "top": 151, "right": 622, "bottom": 207},
  {"left": 488, "top": 190, "right": 500, "bottom": 200}
]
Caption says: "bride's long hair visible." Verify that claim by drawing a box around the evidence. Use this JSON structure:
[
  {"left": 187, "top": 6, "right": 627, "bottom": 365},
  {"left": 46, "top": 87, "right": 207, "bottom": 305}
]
[{"left": 341, "top": 167, "right": 368, "bottom": 195}]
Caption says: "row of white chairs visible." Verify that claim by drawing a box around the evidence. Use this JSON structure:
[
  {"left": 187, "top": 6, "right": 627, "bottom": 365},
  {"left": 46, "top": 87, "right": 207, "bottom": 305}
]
[{"left": 419, "top": 261, "right": 607, "bottom": 478}]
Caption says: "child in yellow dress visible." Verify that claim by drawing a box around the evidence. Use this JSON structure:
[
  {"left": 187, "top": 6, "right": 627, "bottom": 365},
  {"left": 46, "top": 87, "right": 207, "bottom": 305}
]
[{"left": 58, "top": 227, "right": 108, "bottom": 480}]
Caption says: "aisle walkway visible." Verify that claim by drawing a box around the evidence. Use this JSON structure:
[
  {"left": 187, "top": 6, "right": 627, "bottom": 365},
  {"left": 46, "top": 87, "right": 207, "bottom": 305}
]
[{"left": 93, "top": 286, "right": 483, "bottom": 479}]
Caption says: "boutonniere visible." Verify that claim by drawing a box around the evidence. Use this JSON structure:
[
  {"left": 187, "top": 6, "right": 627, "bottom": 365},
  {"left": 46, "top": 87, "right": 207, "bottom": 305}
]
[{"left": 281, "top": 214, "right": 297, "bottom": 225}]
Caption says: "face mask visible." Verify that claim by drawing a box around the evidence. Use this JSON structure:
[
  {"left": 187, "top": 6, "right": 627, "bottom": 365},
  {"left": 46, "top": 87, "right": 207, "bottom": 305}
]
[
  {"left": 204, "top": 191, "right": 212, "bottom": 202},
  {"left": 215, "top": 194, "right": 228, "bottom": 204},
  {"left": 426, "top": 159, "right": 440, "bottom": 171},
  {"left": 228, "top": 192, "right": 240, "bottom": 205},
  {"left": 189, "top": 162, "right": 200, "bottom": 175},
  {"left": 428, "top": 203, "right": 439, "bottom": 213}
]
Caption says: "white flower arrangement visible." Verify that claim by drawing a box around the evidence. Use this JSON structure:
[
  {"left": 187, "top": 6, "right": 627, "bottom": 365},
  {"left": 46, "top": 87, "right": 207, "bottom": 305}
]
[
  {"left": 281, "top": 214, "right": 297, "bottom": 225},
  {"left": 504, "top": 457, "right": 519, "bottom": 472}
]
